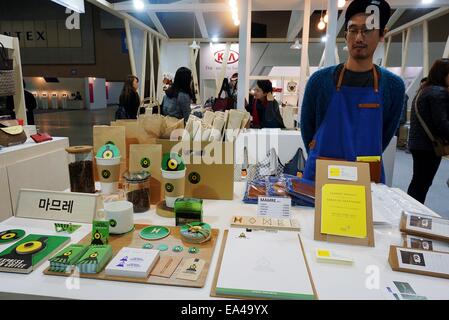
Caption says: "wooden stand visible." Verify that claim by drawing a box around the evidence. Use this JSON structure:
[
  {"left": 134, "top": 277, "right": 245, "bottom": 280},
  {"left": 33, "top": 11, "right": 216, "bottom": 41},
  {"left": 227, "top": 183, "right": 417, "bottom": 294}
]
[
  {"left": 43, "top": 224, "right": 219, "bottom": 288},
  {"left": 156, "top": 200, "right": 175, "bottom": 218}
]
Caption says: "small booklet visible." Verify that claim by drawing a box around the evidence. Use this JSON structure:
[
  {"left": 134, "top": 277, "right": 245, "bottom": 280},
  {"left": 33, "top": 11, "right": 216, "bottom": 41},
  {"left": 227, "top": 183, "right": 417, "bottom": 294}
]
[
  {"left": 0, "top": 234, "right": 70, "bottom": 274},
  {"left": 105, "top": 247, "right": 160, "bottom": 278}
]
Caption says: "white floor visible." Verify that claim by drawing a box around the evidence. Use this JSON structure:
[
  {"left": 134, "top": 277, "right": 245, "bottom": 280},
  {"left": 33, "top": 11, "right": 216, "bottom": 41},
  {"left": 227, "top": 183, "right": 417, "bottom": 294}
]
[{"left": 393, "top": 150, "right": 449, "bottom": 218}]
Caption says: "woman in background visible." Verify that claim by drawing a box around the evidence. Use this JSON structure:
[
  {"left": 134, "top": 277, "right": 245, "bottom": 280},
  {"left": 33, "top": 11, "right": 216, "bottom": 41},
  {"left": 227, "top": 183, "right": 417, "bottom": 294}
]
[
  {"left": 162, "top": 67, "right": 195, "bottom": 123},
  {"left": 116, "top": 75, "right": 140, "bottom": 119},
  {"left": 246, "top": 80, "right": 285, "bottom": 129},
  {"left": 408, "top": 59, "right": 449, "bottom": 203}
]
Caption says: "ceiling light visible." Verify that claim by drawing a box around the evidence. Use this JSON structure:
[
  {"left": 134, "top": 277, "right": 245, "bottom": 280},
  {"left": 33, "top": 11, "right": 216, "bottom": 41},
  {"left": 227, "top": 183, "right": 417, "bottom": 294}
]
[
  {"left": 229, "top": 0, "right": 237, "bottom": 9},
  {"left": 321, "top": 36, "right": 328, "bottom": 43},
  {"left": 189, "top": 40, "right": 201, "bottom": 50},
  {"left": 324, "top": 13, "right": 329, "bottom": 24},
  {"left": 212, "top": 36, "right": 219, "bottom": 43},
  {"left": 290, "top": 39, "right": 302, "bottom": 50},
  {"left": 338, "top": 0, "right": 346, "bottom": 8},
  {"left": 133, "top": 0, "right": 145, "bottom": 11},
  {"left": 233, "top": 19, "right": 240, "bottom": 26},
  {"left": 318, "top": 18, "right": 326, "bottom": 30},
  {"left": 422, "top": 0, "right": 434, "bottom": 3}
]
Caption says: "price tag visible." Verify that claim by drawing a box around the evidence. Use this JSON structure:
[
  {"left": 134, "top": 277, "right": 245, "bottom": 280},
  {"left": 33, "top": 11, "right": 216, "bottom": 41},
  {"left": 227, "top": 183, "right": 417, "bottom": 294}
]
[{"left": 257, "top": 196, "right": 291, "bottom": 218}]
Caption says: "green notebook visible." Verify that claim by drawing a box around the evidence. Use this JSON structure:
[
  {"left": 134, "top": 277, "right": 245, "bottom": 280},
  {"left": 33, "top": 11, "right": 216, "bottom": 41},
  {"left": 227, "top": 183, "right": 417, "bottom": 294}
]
[
  {"left": 49, "top": 244, "right": 89, "bottom": 273},
  {"left": 0, "top": 234, "right": 70, "bottom": 274},
  {"left": 76, "top": 245, "right": 113, "bottom": 274}
]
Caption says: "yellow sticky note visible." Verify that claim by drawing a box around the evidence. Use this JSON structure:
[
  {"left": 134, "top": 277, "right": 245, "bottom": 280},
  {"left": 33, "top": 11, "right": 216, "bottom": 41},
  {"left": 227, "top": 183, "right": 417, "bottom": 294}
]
[
  {"left": 329, "top": 167, "right": 341, "bottom": 177},
  {"left": 317, "top": 249, "right": 330, "bottom": 257},
  {"left": 321, "top": 184, "right": 367, "bottom": 239},
  {"left": 356, "top": 156, "right": 381, "bottom": 163}
]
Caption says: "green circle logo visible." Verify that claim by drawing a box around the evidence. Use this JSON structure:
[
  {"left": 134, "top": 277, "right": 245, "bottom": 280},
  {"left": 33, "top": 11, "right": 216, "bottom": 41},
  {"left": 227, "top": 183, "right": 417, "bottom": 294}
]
[
  {"left": 102, "top": 170, "right": 111, "bottom": 179},
  {"left": 109, "top": 219, "right": 117, "bottom": 227},
  {"left": 165, "top": 183, "right": 174, "bottom": 193},
  {"left": 188, "top": 172, "right": 201, "bottom": 184},
  {"left": 140, "top": 157, "right": 150, "bottom": 168}
]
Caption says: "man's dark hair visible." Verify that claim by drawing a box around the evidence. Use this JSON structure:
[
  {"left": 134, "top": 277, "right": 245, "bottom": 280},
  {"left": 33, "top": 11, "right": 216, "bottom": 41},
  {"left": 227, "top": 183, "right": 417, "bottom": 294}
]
[
  {"left": 256, "top": 80, "right": 273, "bottom": 94},
  {"left": 345, "top": 0, "right": 392, "bottom": 36}
]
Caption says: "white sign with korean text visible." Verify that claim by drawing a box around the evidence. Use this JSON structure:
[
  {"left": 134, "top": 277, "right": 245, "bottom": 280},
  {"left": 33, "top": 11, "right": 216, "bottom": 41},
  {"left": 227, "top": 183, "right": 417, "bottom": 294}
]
[
  {"left": 257, "top": 196, "right": 291, "bottom": 218},
  {"left": 16, "top": 189, "right": 101, "bottom": 223}
]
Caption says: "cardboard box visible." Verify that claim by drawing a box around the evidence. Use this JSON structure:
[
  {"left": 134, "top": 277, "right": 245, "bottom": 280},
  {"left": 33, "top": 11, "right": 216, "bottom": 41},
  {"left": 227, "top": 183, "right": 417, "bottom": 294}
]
[{"left": 157, "top": 139, "right": 234, "bottom": 200}]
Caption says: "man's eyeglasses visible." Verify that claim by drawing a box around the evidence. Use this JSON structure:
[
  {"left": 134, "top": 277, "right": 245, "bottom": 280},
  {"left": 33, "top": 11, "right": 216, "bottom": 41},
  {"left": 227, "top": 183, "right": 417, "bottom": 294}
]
[{"left": 346, "top": 27, "right": 379, "bottom": 38}]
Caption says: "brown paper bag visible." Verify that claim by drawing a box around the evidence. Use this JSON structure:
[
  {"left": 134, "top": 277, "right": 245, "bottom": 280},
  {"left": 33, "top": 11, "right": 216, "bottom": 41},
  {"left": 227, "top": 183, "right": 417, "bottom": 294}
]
[
  {"left": 161, "top": 116, "right": 184, "bottom": 139},
  {"left": 129, "top": 144, "right": 163, "bottom": 204},
  {"left": 111, "top": 120, "right": 139, "bottom": 171}
]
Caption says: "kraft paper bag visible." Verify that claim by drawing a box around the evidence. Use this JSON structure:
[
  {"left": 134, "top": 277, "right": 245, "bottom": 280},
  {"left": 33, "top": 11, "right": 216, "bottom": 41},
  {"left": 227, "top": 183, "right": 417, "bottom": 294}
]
[
  {"left": 93, "top": 125, "right": 127, "bottom": 159},
  {"left": 161, "top": 116, "right": 184, "bottom": 139},
  {"left": 129, "top": 144, "right": 163, "bottom": 204},
  {"left": 93, "top": 125, "right": 126, "bottom": 182},
  {"left": 157, "top": 139, "right": 234, "bottom": 200}
]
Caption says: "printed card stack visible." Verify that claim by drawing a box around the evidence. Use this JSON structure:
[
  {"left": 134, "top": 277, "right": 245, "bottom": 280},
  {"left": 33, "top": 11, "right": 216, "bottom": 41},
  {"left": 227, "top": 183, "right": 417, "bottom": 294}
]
[
  {"left": 76, "top": 245, "right": 113, "bottom": 274},
  {"left": 49, "top": 244, "right": 89, "bottom": 273},
  {"left": 105, "top": 247, "right": 160, "bottom": 278}
]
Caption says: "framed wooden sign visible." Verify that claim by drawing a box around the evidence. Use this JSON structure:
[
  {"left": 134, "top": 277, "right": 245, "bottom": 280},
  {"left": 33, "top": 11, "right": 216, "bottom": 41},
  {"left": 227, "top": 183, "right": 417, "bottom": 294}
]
[
  {"left": 399, "top": 212, "right": 449, "bottom": 242},
  {"left": 16, "top": 188, "right": 102, "bottom": 223},
  {"left": 314, "top": 159, "right": 375, "bottom": 247},
  {"left": 389, "top": 245, "right": 449, "bottom": 280}
]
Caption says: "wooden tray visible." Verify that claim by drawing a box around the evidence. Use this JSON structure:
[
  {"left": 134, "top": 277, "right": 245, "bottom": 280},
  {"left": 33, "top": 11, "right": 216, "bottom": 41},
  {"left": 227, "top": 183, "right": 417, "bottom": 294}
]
[{"left": 44, "top": 224, "right": 219, "bottom": 288}]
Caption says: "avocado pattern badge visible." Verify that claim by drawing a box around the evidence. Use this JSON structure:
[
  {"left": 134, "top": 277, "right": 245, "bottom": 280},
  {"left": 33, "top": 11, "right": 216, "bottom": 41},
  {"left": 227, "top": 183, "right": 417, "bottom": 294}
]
[
  {"left": 165, "top": 183, "right": 174, "bottom": 193},
  {"left": 140, "top": 157, "right": 151, "bottom": 169},
  {"left": 188, "top": 172, "right": 201, "bottom": 184}
]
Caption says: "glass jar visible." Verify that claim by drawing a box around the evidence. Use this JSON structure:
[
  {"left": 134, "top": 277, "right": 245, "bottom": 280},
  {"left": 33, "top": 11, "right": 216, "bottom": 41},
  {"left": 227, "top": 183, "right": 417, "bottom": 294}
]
[
  {"left": 66, "top": 146, "right": 96, "bottom": 193},
  {"left": 123, "top": 171, "right": 151, "bottom": 213}
]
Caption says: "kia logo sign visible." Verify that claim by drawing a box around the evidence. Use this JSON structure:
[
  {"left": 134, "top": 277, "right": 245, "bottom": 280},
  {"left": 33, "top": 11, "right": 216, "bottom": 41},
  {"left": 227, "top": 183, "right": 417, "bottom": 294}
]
[{"left": 214, "top": 50, "right": 239, "bottom": 64}]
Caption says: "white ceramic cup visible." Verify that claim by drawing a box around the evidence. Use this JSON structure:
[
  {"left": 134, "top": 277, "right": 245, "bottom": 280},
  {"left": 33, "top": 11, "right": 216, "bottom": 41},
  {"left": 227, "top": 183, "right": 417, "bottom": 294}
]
[{"left": 104, "top": 200, "right": 134, "bottom": 234}]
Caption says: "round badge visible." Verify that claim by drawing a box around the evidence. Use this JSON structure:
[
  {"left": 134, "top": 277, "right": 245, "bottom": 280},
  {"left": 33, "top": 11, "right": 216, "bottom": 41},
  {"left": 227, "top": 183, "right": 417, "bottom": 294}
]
[
  {"left": 165, "top": 183, "right": 174, "bottom": 193},
  {"left": 139, "top": 226, "right": 170, "bottom": 240},
  {"left": 188, "top": 172, "right": 201, "bottom": 184},
  {"left": 140, "top": 157, "right": 151, "bottom": 168},
  {"left": 188, "top": 247, "right": 199, "bottom": 254},
  {"left": 101, "top": 170, "right": 111, "bottom": 179},
  {"left": 109, "top": 219, "right": 117, "bottom": 228},
  {"left": 172, "top": 245, "right": 184, "bottom": 253},
  {"left": 16, "top": 241, "right": 44, "bottom": 255},
  {"left": 0, "top": 229, "right": 25, "bottom": 244},
  {"left": 157, "top": 244, "right": 169, "bottom": 251},
  {"left": 167, "top": 158, "right": 178, "bottom": 171},
  {"left": 142, "top": 243, "right": 154, "bottom": 249}
]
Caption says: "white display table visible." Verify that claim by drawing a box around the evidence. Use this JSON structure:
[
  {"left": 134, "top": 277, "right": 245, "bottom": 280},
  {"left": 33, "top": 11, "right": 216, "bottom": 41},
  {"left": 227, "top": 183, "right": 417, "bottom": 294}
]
[
  {"left": 0, "top": 183, "right": 448, "bottom": 300},
  {"left": 0, "top": 137, "right": 70, "bottom": 221}
]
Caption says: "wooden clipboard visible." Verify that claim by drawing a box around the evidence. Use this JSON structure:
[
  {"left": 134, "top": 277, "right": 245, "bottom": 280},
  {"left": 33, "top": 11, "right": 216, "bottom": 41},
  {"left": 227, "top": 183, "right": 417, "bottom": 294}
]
[
  {"left": 389, "top": 245, "right": 449, "bottom": 280},
  {"left": 210, "top": 230, "right": 318, "bottom": 300},
  {"left": 314, "top": 160, "right": 375, "bottom": 247},
  {"left": 399, "top": 212, "right": 449, "bottom": 242}
]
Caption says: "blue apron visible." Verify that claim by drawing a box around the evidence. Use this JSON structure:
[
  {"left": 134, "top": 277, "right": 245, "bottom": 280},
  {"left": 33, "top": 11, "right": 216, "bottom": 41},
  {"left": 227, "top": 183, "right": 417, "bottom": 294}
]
[{"left": 302, "top": 65, "right": 384, "bottom": 183}]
